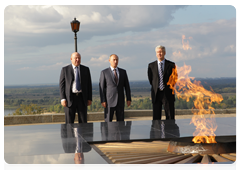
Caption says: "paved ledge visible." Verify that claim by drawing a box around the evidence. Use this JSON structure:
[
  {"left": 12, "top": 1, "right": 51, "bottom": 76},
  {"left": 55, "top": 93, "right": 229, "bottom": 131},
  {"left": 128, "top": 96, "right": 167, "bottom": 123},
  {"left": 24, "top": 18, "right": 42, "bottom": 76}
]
[{"left": 4, "top": 109, "right": 236, "bottom": 126}]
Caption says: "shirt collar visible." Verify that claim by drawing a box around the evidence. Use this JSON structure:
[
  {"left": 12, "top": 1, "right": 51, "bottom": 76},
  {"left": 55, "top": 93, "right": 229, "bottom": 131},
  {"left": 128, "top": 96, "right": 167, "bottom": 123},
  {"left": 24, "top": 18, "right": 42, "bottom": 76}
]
[
  {"left": 158, "top": 58, "right": 165, "bottom": 65},
  {"left": 72, "top": 64, "right": 80, "bottom": 69},
  {"left": 110, "top": 66, "right": 118, "bottom": 71}
]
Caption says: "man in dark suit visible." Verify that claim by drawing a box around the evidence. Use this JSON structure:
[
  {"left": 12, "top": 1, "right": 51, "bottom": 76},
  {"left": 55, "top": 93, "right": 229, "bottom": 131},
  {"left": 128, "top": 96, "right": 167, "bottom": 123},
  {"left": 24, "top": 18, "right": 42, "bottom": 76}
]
[
  {"left": 99, "top": 54, "right": 131, "bottom": 122},
  {"left": 148, "top": 45, "right": 176, "bottom": 120},
  {"left": 59, "top": 52, "right": 92, "bottom": 124}
]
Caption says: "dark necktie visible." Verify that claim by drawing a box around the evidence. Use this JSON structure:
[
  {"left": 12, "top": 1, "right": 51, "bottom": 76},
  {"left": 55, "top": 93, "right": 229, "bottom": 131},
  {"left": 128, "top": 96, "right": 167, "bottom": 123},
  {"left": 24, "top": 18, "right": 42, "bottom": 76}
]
[
  {"left": 75, "top": 67, "right": 81, "bottom": 91},
  {"left": 114, "top": 69, "right": 118, "bottom": 84},
  {"left": 159, "top": 62, "right": 164, "bottom": 90}
]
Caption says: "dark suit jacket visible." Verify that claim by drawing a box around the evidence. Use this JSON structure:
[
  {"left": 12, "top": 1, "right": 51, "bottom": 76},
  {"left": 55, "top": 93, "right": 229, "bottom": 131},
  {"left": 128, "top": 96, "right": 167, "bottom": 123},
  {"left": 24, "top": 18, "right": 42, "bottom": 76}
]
[
  {"left": 59, "top": 64, "right": 92, "bottom": 107},
  {"left": 148, "top": 59, "right": 175, "bottom": 103},
  {"left": 99, "top": 67, "right": 131, "bottom": 107}
]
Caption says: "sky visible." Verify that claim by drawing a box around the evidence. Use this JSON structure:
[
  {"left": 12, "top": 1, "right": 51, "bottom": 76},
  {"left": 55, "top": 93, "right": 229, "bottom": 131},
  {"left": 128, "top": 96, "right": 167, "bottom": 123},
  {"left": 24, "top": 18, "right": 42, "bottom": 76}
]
[{"left": 3, "top": 3, "right": 237, "bottom": 85}]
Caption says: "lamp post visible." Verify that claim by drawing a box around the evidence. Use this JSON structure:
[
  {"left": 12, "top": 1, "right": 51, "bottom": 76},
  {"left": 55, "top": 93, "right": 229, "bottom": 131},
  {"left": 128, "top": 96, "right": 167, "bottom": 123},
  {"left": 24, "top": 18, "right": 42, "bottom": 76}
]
[{"left": 70, "top": 18, "right": 80, "bottom": 52}]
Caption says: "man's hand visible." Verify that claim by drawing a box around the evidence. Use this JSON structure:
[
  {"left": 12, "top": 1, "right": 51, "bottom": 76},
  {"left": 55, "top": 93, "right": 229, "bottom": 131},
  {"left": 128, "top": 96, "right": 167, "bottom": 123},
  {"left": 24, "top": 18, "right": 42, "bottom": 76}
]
[
  {"left": 61, "top": 100, "right": 67, "bottom": 107},
  {"left": 87, "top": 100, "right": 92, "bottom": 106},
  {"left": 101, "top": 102, "right": 107, "bottom": 108},
  {"left": 127, "top": 101, "right": 131, "bottom": 107}
]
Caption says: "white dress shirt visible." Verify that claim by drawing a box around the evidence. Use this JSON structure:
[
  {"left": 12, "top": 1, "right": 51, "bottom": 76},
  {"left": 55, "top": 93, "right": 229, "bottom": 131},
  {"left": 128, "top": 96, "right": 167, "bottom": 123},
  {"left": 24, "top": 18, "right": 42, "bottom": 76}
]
[
  {"left": 110, "top": 66, "right": 119, "bottom": 80},
  {"left": 71, "top": 64, "right": 82, "bottom": 93},
  {"left": 158, "top": 58, "right": 165, "bottom": 74}
]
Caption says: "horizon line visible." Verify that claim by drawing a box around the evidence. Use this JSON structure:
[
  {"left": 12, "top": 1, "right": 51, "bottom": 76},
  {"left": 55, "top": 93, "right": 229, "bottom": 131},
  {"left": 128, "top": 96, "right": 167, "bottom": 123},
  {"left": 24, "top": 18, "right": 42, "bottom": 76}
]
[{"left": 4, "top": 77, "right": 236, "bottom": 87}]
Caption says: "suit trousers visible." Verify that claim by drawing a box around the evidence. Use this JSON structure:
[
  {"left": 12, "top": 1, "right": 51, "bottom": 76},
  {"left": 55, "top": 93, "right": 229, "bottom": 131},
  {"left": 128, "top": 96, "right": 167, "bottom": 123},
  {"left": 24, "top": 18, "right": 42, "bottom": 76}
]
[
  {"left": 152, "top": 89, "right": 175, "bottom": 120},
  {"left": 64, "top": 93, "right": 87, "bottom": 124},
  {"left": 104, "top": 103, "right": 124, "bottom": 122}
]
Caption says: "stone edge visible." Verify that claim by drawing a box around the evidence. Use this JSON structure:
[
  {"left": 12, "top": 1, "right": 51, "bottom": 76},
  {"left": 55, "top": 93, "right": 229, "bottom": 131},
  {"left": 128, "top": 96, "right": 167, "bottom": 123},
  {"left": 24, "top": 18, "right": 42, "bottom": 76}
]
[{"left": 4, "top": 109, "right": 236, "bottom": 125}]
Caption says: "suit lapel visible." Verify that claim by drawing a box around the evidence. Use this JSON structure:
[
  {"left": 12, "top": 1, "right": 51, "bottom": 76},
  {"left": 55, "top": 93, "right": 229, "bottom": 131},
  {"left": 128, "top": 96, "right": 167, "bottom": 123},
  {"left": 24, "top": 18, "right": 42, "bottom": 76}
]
[
  {"left": 163, "top": 59, "right": 169, "bottom": 76},
  {"left": 154, "top": 60, "right": 158, "bottom": 72},
  {"left": 69, "top": 65, "right": 74, "bottom": 80},
  {"left": 117, "top": 68, "right": 120, "bottom": 86},
  {"left": 79, "top": 65, "right": 83, "bottom": 85},
  {"left": 154, "top": 60, "right": 159, "bottom": 81},
  {"left": 68, "top": 64, "right": 74, "bottom": 88}
]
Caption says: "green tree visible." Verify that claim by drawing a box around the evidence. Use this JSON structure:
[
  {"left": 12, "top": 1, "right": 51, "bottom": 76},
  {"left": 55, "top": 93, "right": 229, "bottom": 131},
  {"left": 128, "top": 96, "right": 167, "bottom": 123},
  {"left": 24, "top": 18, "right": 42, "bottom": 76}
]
[{"left": 12, "top": 104, "right": 43, "bottom": 115}]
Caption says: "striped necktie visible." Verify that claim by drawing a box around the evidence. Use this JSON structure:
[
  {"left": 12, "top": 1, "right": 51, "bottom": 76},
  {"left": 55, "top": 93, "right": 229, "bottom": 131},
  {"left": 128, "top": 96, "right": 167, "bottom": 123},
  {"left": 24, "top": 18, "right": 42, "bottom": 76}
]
[{"left": 159, "top": 62, "right": 164, "bottom": 90}]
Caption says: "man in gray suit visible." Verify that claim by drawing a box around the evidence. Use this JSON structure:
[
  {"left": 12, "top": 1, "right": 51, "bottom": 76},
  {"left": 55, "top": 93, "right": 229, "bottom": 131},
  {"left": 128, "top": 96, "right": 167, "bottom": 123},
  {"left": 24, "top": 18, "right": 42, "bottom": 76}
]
[
  {"left": 99, "top": 54, "right": 131, "bottom": 122},
  {"left": 59, "top": 52, "right": 92, "bottom": 124}
]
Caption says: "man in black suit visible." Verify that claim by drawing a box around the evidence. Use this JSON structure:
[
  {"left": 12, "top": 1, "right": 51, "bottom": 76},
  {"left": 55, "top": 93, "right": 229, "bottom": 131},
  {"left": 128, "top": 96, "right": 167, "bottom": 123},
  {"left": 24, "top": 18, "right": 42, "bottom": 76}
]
[
  {"left": 148, "top": 45, "right": 176, "bottom": 120},
  {"left": 59, "top": 52, "right": 92, "bottom": 123},
  {"left": 99, "top": 54, "right": 131, "bottom": 122}
]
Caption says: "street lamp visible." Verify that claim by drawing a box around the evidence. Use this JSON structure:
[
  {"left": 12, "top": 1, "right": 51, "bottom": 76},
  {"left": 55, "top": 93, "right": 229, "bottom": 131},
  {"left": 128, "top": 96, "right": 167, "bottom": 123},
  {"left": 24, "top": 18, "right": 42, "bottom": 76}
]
[{"left": 70, "top": 18, "right": 80, "bottom": 52}]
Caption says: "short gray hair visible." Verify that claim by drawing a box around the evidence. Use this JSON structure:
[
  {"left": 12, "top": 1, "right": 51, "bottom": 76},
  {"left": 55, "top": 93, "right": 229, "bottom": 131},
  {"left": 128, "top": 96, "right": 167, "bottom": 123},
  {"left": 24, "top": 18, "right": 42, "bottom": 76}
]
[{"left": 155, "top": 45, "right": 166, "bottom": 52}]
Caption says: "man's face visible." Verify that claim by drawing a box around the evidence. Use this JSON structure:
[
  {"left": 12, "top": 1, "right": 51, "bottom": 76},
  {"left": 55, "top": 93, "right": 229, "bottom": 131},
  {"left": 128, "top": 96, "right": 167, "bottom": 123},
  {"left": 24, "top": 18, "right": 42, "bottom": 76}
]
[
  {"left": 109, "top": 55, "right": 119, "bottom": 68},
  {"left": 156, "top": 48, "right": 166, "bottom": 61},
  {"left": 71, "top": 53, "right": 81, "bottom": 66}
]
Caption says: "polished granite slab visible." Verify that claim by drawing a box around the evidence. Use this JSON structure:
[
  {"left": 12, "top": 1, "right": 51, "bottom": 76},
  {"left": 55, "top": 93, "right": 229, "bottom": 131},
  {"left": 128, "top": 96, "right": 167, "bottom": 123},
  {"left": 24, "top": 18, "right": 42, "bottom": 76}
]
[
  {"left": 81, "top": 162, "right": 238, "bottom": 170},
  {"left": 4, "top": 117, "right": 236, "bottom": 164}
]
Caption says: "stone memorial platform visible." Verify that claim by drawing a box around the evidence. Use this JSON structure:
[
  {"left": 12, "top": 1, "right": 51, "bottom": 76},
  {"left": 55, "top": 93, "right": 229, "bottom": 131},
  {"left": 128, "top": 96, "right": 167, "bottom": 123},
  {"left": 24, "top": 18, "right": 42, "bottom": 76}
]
[{"left": 4, "top": 117, "right": 236, "bottom": 164}]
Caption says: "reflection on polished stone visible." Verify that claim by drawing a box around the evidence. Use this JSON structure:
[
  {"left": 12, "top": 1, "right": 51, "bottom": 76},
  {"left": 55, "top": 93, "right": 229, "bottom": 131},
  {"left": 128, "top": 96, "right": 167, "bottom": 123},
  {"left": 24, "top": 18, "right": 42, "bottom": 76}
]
[
  {"left": 61, "top": 124, "right": 93, "bottom": 164},
  {"left": 5, "top": 152, "right": 107, "bottom": 164},
  {"left": 150, "top": 120, "right": 180, "bottom": 139},
  {"left": 4, "top": 117, "right": 236, "bottom": 164},
  {"left": 101, "top": 121, "right": 132, "bottom": 141}
]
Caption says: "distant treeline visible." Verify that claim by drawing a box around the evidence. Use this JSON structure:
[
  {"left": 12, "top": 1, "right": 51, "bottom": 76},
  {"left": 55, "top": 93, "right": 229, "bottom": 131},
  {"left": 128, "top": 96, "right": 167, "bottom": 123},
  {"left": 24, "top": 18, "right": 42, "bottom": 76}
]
[
  {"left": 7, "top": 95, "right": 236, "bottom": 115},
  {"left": 5, "top": 97, "right": 60, "bottom": 108},
  {"left": 5, "top": 77, "right": 236, "bottom": 93},
  {"left": 5, "top": 78, "right": 236, "bottom": 115}
]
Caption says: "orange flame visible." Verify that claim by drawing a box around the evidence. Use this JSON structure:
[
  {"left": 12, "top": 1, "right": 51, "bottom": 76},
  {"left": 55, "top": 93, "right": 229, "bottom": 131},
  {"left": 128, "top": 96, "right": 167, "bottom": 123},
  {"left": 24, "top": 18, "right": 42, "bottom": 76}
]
[
  {"left": 167, "top": 64, "right": 223, "bottom": 143},
  {"left": 196, "top": 162, "right": 218, "bottom": 170},
  {"left": 172, "top": 51, "right": 182, "bottom": 57},
  {"left": 182, "top": 35, "right": 193, "bottom": 50}
]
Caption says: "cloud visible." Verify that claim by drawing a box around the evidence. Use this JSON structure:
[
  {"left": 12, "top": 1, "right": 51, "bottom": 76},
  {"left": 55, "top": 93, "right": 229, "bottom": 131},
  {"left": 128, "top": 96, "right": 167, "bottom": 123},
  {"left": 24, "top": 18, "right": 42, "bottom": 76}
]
[
  {"left": 15, "top": 62, "right": 68, "bottom": 71},
  {"left": 78, "top": 12, "right": 116, "bottom": 24},
  {"left": 90, "top": 54, "right": 109, "bottom": 62},
  {"left": 3, "top": 6, "right": 236, "bottom": 85},
  {"left": 18, "top": 67, "right": 30, "bottom": 70},
  {"left": 78, "top": 18, "right": 235, "bottom": 81},
  {"left": 83, "top": 18, "right": 235, "bottom": 63},
  {"left": 89, "top": 54, "right": 109, "bottom": 66},
  {"left": 5, "top": 6, "right": 63, "bottom": 34},
  {"left": 4, "top": 5, "right": 186, "bottom": 48},
  {"left": 37, "top": 62, "right": 68, "bottom": 70},
  {"left": 224, "top": 44, "right": 235, "bottom": 53}
]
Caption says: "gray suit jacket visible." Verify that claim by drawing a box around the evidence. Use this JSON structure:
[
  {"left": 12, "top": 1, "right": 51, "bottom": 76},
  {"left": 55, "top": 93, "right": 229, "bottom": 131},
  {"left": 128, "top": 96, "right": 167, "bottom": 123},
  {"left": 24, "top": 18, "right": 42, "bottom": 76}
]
[
  {"left": 99, "top": 67, "right": 131, "bottom": 107},
  {"left": 59, "top": 64, "right": 92, "bottom": 107}
]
